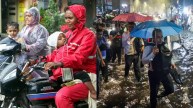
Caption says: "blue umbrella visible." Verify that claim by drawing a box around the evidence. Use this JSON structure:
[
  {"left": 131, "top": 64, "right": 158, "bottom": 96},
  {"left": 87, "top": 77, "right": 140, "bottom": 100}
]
[{"left": 130, "top": 19, "right": 183, "bottom": 39}]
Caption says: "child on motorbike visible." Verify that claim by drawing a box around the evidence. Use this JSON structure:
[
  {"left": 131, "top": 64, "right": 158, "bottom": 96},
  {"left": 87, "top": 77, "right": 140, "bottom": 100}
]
[
  {"left": 46, "top": 31, "right": 97, "bottom": 99},
  {"left": 6, "top": 22, "right": 47, "bottom": 79},
  {"left": 6, "top": 22, "right": 26, "bottom": 44},
  {"left": 5, "top": 22, "right": 28, "bottom": 70},
  {"left": 6, "top": 22, "right": 20, "bottom": 41}
]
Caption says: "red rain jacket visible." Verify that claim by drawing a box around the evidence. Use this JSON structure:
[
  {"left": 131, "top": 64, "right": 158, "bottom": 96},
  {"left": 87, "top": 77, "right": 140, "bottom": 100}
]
[{"left": 47, "top": 5, "right": 96, "bottom": 80}]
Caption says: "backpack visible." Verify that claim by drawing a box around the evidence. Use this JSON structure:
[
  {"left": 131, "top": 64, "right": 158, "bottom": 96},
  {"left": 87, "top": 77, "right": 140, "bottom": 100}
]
[
  {"left": 134, "top": 38, "right": 144, "bottom": 54},
  {"left": 128, "top": 37, "right": 143, "bottom": 55}
]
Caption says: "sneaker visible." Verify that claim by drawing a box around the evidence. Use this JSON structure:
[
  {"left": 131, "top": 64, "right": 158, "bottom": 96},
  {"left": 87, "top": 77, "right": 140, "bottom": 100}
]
[
  {"left": 104, "top": 77, "right": 108, "bottom": 83},
  {"left": 157, "top": 92, "right": 167, "bottom": 98}
]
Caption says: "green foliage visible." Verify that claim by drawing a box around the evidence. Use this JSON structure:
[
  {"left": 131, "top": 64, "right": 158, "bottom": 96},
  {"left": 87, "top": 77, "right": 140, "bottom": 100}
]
[{"left": 40, "top": 0, "right": 65, "bottom": 34}]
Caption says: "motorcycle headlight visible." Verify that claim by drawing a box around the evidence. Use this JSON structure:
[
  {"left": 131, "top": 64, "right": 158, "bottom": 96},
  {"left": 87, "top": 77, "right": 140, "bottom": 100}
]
[{"left": 2, "top": 69, "right": 17, "bottom": 83}]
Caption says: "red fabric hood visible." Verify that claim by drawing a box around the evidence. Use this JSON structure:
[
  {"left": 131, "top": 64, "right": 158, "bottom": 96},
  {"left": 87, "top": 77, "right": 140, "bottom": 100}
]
[
  {"left": 60, "top": 24, "right": 69, "bottom": 32},
  {"left": 68, "top": 5, "right": 86, "bottom": 30}
]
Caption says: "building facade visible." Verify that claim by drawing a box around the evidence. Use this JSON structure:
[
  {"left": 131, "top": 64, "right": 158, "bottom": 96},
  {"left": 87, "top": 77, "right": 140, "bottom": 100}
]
[{"left": 0, "top": 0, "right": 71, "bottom": 33}]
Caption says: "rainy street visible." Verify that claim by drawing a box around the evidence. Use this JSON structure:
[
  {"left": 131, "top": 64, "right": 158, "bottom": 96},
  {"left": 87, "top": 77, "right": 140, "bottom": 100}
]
[{"left": 97, "top": 30, "right": 193, "bottom": 108}]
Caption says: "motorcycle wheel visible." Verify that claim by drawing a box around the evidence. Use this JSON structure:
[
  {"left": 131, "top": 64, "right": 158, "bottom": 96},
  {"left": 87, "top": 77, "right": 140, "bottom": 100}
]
[
  {"left": 1, "top": 97, "right": 12, "bottom": 108},
  {"left": 0, "top": 97, "right": 30, "bottom": 108},
  {"left": 15, "top": 93, "right": 30, "bottom": 108}
]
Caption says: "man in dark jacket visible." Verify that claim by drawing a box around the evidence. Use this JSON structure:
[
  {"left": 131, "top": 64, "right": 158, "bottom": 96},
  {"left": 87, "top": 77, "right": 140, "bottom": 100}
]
[
  {"left": 110, "top": 30, "right": 122, "bottom": 65},
  {"left": 142, "top": 28, "right": 175, "bottom": 108}
]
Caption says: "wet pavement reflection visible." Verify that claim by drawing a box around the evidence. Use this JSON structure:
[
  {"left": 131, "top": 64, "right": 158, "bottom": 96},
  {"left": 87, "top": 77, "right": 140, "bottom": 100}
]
[{"left": 97, "top": 30, "right": 193, "bottom": 108}]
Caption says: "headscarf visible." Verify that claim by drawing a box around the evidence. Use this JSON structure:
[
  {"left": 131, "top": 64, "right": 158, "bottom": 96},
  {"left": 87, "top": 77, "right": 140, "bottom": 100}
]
[
  {"left": 25, "top": 7, "right": 40, "bottom": 26},
  {"left": 67, "top": 4, "right": 86, "bottom": 30},
  {"left": 20, "top": 7, "right": 41, "bottom": 39},
  {"left": 47, "top": 31, "right": 63, "bottom": 48}
]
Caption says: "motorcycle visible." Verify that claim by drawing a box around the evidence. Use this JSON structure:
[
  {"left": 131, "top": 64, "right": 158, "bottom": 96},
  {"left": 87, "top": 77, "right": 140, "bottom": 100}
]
[
  {"left": 0, "top": 37, "right": 21, "bottom": 104},
  {"left": 0, "top": 37, "right": 88, "bottom": 108},
  {"left": 0, "top": 37, "right": 21, "bottom": 70}
]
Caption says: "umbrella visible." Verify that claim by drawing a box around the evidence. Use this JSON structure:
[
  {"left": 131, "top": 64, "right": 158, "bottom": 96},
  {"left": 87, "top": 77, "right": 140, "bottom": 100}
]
[
  {"left": 112, "top": 12, "right": 153, "bottom": 22},
  {"left": 112, "top": 14, "right": 127, "bottom": 22},
  {"left": 146, "top": 16, "right": 153, "bottom": 21},
  {"left": 130, "top": 19, "right": 183, "bottom": 39}
]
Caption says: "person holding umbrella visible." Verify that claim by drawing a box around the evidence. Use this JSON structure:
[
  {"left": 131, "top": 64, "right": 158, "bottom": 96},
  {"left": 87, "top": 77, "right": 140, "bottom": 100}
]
[{"left": 142, "top": 28, "right": 176, "bottom": 108}]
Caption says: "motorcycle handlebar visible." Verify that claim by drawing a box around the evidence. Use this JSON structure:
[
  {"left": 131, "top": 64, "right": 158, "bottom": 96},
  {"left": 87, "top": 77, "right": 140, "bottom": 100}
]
[{"left": 20, "top": 61, "right": 48, "bottom": 82}]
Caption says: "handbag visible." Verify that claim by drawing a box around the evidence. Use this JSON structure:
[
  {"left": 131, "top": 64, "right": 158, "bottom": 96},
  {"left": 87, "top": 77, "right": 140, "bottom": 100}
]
[
  {"left": 169, "top": 68, "right": 183, "bottom": 85},
  {"left": 62, "top": 68, "right": 74, "bottom": 82},
  {"left": 61, "top": 34, "right": 74, "bottom": 82}
]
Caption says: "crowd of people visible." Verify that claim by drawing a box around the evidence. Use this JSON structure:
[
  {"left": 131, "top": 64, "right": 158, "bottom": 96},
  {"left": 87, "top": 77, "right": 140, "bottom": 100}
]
[
  {"left": 95, "top": 18, "right": 145, "bottom": 84},
  {"left": 95, "top": 14, "right": 179, "bottom": 108}
]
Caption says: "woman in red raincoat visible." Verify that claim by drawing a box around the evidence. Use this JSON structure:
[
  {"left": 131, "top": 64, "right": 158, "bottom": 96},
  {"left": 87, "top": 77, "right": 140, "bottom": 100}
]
[{"left": 44, "top": 4, "right": 97, "bottom": 108}]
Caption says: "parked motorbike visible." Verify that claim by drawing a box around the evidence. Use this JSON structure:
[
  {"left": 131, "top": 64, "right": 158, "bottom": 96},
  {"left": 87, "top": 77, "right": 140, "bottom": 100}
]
[{"left": 0, "top": 37, "right": 88, "bottom": 108}]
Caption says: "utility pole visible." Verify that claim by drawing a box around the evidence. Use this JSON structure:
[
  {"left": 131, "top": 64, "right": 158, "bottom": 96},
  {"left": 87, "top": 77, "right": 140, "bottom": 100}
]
[{"left": 84, "top": 0, "right": 96, "bottom": 27}]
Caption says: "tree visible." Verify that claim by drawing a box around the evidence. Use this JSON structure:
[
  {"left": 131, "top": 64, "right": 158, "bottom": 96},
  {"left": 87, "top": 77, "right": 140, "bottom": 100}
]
[{"left": 40, "top": 0, "right": 65, "bottom": 34}]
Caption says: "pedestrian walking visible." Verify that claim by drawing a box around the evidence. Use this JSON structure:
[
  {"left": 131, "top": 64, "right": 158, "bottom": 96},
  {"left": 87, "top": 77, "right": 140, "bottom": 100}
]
[
  {"left": 110, "top": 30, "right": 122, "bottom": 65},
  {"left": 97, "top": 29, "right": 109, "bottom": 83},
  {"left": 123, "top": 22, "right": 144, "bottom": 82},
  {"left": 142, "top": 28, "right": 175, "bottom": 108}
]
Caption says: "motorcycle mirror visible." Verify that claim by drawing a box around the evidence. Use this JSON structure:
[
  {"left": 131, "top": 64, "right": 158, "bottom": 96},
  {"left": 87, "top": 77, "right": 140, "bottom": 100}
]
[{"left": 21, "top": 62, "right": 30, "bottom": 75}]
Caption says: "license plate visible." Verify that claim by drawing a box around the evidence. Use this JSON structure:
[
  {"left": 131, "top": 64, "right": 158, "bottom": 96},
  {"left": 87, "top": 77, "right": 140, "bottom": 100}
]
[{"left": 0, "top": 94, "right": 5, "bottom": 101}]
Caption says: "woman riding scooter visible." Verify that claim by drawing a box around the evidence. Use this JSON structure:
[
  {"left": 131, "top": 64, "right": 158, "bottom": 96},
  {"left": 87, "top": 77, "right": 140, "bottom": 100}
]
[{"left": 44, "top": 4, "right": 97, "bottom": 108}]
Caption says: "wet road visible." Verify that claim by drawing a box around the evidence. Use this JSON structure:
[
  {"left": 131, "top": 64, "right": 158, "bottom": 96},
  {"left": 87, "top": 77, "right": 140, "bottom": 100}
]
[{"left": 97, "top": 30, "right": 193, "bottom": 108}]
